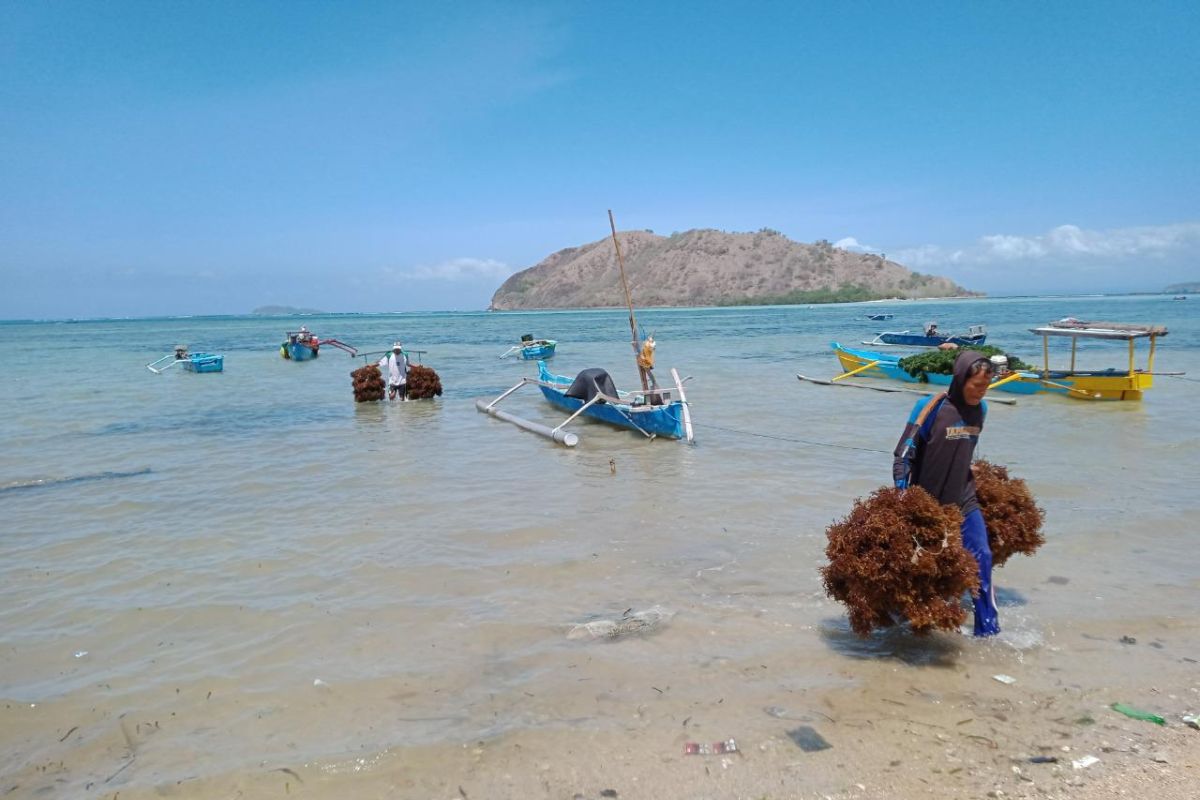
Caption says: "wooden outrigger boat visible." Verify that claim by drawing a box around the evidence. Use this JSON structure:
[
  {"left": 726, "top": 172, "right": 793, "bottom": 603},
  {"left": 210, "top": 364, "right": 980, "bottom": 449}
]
[
  {"left": 821, "top": 318, "right": 1176, "bottom": 401},
  {"left": 864, "top": 323, "right": 987, "bottom": 348},
  {"left": 500, "top": 336, "right": 557, "bottom": 360},
  {"left": 1023, "top": 319, "right": 1171, "bottom": 401},
  {"left": 865, "top": 313, "right": 893, "bottom": 321},
  {"left": 146, "top": 346, "right": 224, "bottom": 374},
  {"left": 477, "top": 211, "right": 694, "bottom": 447},
  {"left": 827, "top": 343, "right": 1039, "bottom": 396},
  {"left": 280, "top": 327, "right": 358, "bottom": 361}
]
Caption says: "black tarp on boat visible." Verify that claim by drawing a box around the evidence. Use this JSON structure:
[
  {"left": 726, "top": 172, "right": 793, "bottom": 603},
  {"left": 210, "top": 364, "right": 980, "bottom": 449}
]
[{"left": 565, "top": 368, "right": 619, "bottom": 404}]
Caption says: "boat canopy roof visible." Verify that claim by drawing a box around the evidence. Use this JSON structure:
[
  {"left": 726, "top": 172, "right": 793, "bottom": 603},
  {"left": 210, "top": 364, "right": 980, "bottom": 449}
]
[{"left": 1030, "top": 319, "right": 1168, "bottom": 340}]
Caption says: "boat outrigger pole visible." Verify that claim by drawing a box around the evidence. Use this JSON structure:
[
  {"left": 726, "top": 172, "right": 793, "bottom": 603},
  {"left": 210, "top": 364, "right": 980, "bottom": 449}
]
[{"left": 608, "top": 209, "right": 649, "bottom": 391}]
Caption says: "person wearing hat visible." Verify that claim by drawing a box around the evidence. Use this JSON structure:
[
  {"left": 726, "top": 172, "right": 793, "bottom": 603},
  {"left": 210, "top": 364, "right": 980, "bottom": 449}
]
[{"left": 378, "top": 342, "right": 409, "bottom": 401}]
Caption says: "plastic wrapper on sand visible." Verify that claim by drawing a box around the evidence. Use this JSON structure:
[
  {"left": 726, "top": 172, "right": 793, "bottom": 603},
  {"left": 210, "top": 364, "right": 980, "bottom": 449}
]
[
  {"left": 974, "top": 460, "right": 1045, "bottom": 566},
  {"left": 405, "top": 364, "right": 443, "bottom": 400},
  {"left": 821, "top": 486, "right": 978, "bottom": 637}
]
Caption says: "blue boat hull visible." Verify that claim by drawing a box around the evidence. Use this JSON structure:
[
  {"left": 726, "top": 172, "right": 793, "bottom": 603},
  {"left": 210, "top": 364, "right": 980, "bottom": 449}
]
[
  {"left": 877, "top": 332, "right": 987, "bottom": 347},
  {"left": 520, "top": 343, "right": 556, "bottom": 360},
  {"left": 181, "top": 354, "right": 224, "bottom": 373},
  {"left": 283, "top": 342, "right": 318, "bottom": 361},
  {"left": 537, "top": 362, "right": 684, "bottom": 439},
  {"left": 832, "top": 343, "right": 1041, "bottom": 395}
]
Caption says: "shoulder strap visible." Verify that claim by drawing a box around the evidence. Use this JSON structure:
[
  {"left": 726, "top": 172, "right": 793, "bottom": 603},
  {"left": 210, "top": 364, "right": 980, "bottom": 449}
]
[{"left": 913, "top": 392, "right": 947, "bottom": 437}]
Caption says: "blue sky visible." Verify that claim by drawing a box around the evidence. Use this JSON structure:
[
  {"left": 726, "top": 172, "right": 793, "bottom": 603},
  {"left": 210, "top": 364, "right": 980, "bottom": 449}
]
[{"left": 2, "top": 0, "right": 1197, "bottom": 318}]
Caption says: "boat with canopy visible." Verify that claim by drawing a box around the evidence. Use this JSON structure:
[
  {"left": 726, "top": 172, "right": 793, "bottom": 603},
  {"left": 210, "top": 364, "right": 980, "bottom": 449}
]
[{"left": 477, "top": 211, "right": 694, "bottom": 446}]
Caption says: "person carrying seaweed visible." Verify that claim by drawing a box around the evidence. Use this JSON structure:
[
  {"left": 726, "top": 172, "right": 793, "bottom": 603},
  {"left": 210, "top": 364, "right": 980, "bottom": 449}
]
[
  {"left": 378, "top": 342, "right": 409, "bottom": 401},
  {"left": 892, "top": 350, "right": 1000, "bottom": 637}
]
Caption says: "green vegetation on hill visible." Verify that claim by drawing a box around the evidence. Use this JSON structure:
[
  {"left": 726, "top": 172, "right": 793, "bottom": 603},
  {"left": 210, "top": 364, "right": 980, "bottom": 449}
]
[{"left": 716, "top": 284, "right": 887, "bottom": 306}]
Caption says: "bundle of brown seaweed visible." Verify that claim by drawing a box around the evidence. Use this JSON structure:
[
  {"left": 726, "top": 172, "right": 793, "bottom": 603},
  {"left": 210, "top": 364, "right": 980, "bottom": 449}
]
[
  {"left": 351, "top": 364, "right": 385, "bottom": 402},
  {"left": 974, "top": 460, "right": 1045, "bottom": 566},
  {"left": 822, "top": 486, "right": 978, "bottom": 637},
  {"left": 405, "top": 364, "right": 443, "bottom": 400}
]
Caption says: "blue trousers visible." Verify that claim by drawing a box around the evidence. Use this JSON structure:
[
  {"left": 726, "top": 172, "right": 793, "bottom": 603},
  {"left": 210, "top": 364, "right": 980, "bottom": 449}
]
[{"left": 961, "top": 509, "right": 1001, "bottom": 637}]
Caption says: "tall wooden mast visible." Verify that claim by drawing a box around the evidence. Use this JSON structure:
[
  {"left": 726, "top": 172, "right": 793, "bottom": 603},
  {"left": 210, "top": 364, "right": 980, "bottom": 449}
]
[{"left": 608, "top": 210, "right": 649, "bottom": 391}]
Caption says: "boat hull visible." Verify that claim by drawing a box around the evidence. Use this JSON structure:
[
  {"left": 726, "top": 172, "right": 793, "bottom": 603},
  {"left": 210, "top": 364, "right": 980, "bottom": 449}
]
[
  {"left": 831, "top": 343, "right": 1041, "bottom": 395},
  {"left": 283, "top": 342, "right": 318, "bottom": 361},
  {"left": 519, "top": 341, "right": 556, "bottom": 360},
  {"left": 537, "top": 362, "right": 684, "bottom": 439},
  {"left": 876, "top": 332, "right": 987, "bottom": 347},
  {"left": 832, "top": 343, "right": 1150, "bottom": 400},
  {"left": 180, "top": 354, "right": 224, "bottom": 373}
]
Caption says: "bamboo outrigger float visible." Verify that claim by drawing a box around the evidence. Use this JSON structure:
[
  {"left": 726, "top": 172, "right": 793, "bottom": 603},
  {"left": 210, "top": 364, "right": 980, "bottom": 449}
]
[{"left": 477, "top": 211, "right": 694, "bottom": 447}]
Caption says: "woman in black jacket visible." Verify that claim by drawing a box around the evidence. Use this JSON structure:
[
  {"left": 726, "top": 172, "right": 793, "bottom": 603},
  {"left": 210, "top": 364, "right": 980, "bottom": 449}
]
[{"left": 893, "top": 351, "right": 1001, "bottom": 637}]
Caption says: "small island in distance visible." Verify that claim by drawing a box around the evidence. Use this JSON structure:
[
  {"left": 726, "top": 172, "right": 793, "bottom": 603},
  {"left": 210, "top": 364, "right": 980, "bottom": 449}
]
[
  {"left": 1164, "top": 282, "right": 1198, "bottom": 294},
  {"left": 252, "top": 305, "right": 324, "bottom": 316},
  {"left": 490, "top": 228, "right": 975, "bottom": 310}
]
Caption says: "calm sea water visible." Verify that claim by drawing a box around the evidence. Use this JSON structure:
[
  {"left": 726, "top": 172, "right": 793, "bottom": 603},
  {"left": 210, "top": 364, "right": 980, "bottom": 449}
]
[{"left": 1, "top": 295, "right": 1197, "bottom": 794}]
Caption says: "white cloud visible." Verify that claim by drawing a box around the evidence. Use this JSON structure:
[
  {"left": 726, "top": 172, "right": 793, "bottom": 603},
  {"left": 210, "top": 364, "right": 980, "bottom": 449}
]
[
  {"left": 834, "top": 236, "right": 880, "bottom": 253},
  {"left": 892, "top": 221, "right": 1200, "bottom": 271},
  {"left": 390, "top": 257, "right": 514, "bottom": 283}
]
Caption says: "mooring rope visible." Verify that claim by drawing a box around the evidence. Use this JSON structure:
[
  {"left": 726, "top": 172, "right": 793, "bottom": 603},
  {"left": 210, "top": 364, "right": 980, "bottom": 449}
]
[{"left": 687, "top": 419, "right": 891, "bottom": 454}]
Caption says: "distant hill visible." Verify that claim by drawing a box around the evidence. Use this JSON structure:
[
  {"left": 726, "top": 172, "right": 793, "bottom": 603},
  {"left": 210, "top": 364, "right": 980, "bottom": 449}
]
[
  {"left": 490, "top": 229, "right": 974, "bottom": 310},
  {"left": 1164, "top": 282, "right": 1199, "bottom": 294},
  {"left": 252, "top": 305, "right": 323, "bottom": 315}
]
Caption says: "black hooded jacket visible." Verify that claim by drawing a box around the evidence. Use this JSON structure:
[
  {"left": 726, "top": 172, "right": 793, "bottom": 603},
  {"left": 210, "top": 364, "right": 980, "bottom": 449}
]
[{"left": 892, "top": 351, "right": 990, "bottom": 516}]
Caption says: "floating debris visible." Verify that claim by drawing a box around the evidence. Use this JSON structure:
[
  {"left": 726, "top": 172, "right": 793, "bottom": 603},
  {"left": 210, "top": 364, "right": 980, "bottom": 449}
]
[
  {"left": 786, "top": 725, "right": 832, "bottom": 752},
  {"left": 566, "top": 606, "right": 674, "bottom": 641}
]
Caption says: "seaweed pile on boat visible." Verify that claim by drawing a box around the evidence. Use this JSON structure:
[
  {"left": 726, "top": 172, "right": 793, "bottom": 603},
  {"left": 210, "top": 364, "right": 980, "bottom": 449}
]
[
  {"left": 351, "top": 364, "right": 385, "bottom": 402},
  {"left": 821, "top": 486, "right": 978, "bottom": 636},
  {"left": 974, "top": 460, "right": 1045, "bottom": 566},
  {"left": 898, "top": 346, "right": 1031, "bottom": 382},
  {"left": 405, "top": 364, "right": 443, "bottom": 400}
]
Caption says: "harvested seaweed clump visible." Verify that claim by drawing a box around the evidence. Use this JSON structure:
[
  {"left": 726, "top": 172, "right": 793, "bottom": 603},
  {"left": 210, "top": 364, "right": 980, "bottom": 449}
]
[
  {"left": 405, "top": 364, "right": 443, "bottom": 400},
  {"left": 822, "top": 486, "right": 978, "bottom": 637},
  {"left": 974, "top": 460, "right": 1045, "bottom": 566},
  {"left": 351, "top": 364, "right": 386, "bottom": 403}
]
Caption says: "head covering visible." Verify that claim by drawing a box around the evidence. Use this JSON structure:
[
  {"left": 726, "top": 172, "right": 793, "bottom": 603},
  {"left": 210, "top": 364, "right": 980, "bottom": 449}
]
[
  {"left": 392, "top": 342, "right": 402, "bottom": 350},
  {"left": 947, "top": 350, "right": 990, "bottom": 428}
]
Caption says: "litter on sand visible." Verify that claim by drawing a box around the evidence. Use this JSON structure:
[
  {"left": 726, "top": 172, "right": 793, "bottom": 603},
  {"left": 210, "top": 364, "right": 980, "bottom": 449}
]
[
  {"left": 1110, "top": 702, "right": 1165, "bottom": 725},
  {"left": 1071, "top": 755, "right": 1100, "bottom": 770},
  {"left": 786, "top": 725, "right": 833, "bottom": 752},
  {"left": 566, "top": 606, "right": 674, "bottom": 641},
  {"left": 992, "top": 674, "right": 1017, "bottom": 685}
]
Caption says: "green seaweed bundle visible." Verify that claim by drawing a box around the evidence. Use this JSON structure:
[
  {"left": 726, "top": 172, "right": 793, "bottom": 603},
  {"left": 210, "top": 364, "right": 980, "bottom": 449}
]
[{"left": 897, "top": 346, "right": 1030, "bottom": 382}]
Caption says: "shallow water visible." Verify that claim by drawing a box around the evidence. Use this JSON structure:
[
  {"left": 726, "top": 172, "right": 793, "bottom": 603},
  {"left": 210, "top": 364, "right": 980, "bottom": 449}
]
[{"left": 0, "top": 295, "right": 1197, "bottom": 794}]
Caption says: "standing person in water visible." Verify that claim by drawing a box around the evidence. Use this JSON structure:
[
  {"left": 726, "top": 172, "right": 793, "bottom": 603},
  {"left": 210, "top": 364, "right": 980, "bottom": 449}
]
[
  {"left": 378, "top": 342, "right": 409, "bottom": 401},
  {"left": 892, "top": 351, "right": 1000, "bottom": 637}
]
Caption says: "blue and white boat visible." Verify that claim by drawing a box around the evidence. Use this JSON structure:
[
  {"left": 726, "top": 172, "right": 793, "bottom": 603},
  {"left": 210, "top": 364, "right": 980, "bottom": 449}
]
[
  {"left": 477, "top": 210, "right": 694, "bottom": 447},
  {"left": 280, "top": 328, "right": 358, "bottom": 361},
  {"left": 146, "top": 346, "right": 224, "bottom": 374},
  {"left": 500, "top": 337, "right": 557, "bottom": 360},
  {"left": 534, "top": 361, "right": 689, "bottom": 438},
  {"left": 864, "top": 323, "right": 987, "bottom": 348}
]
